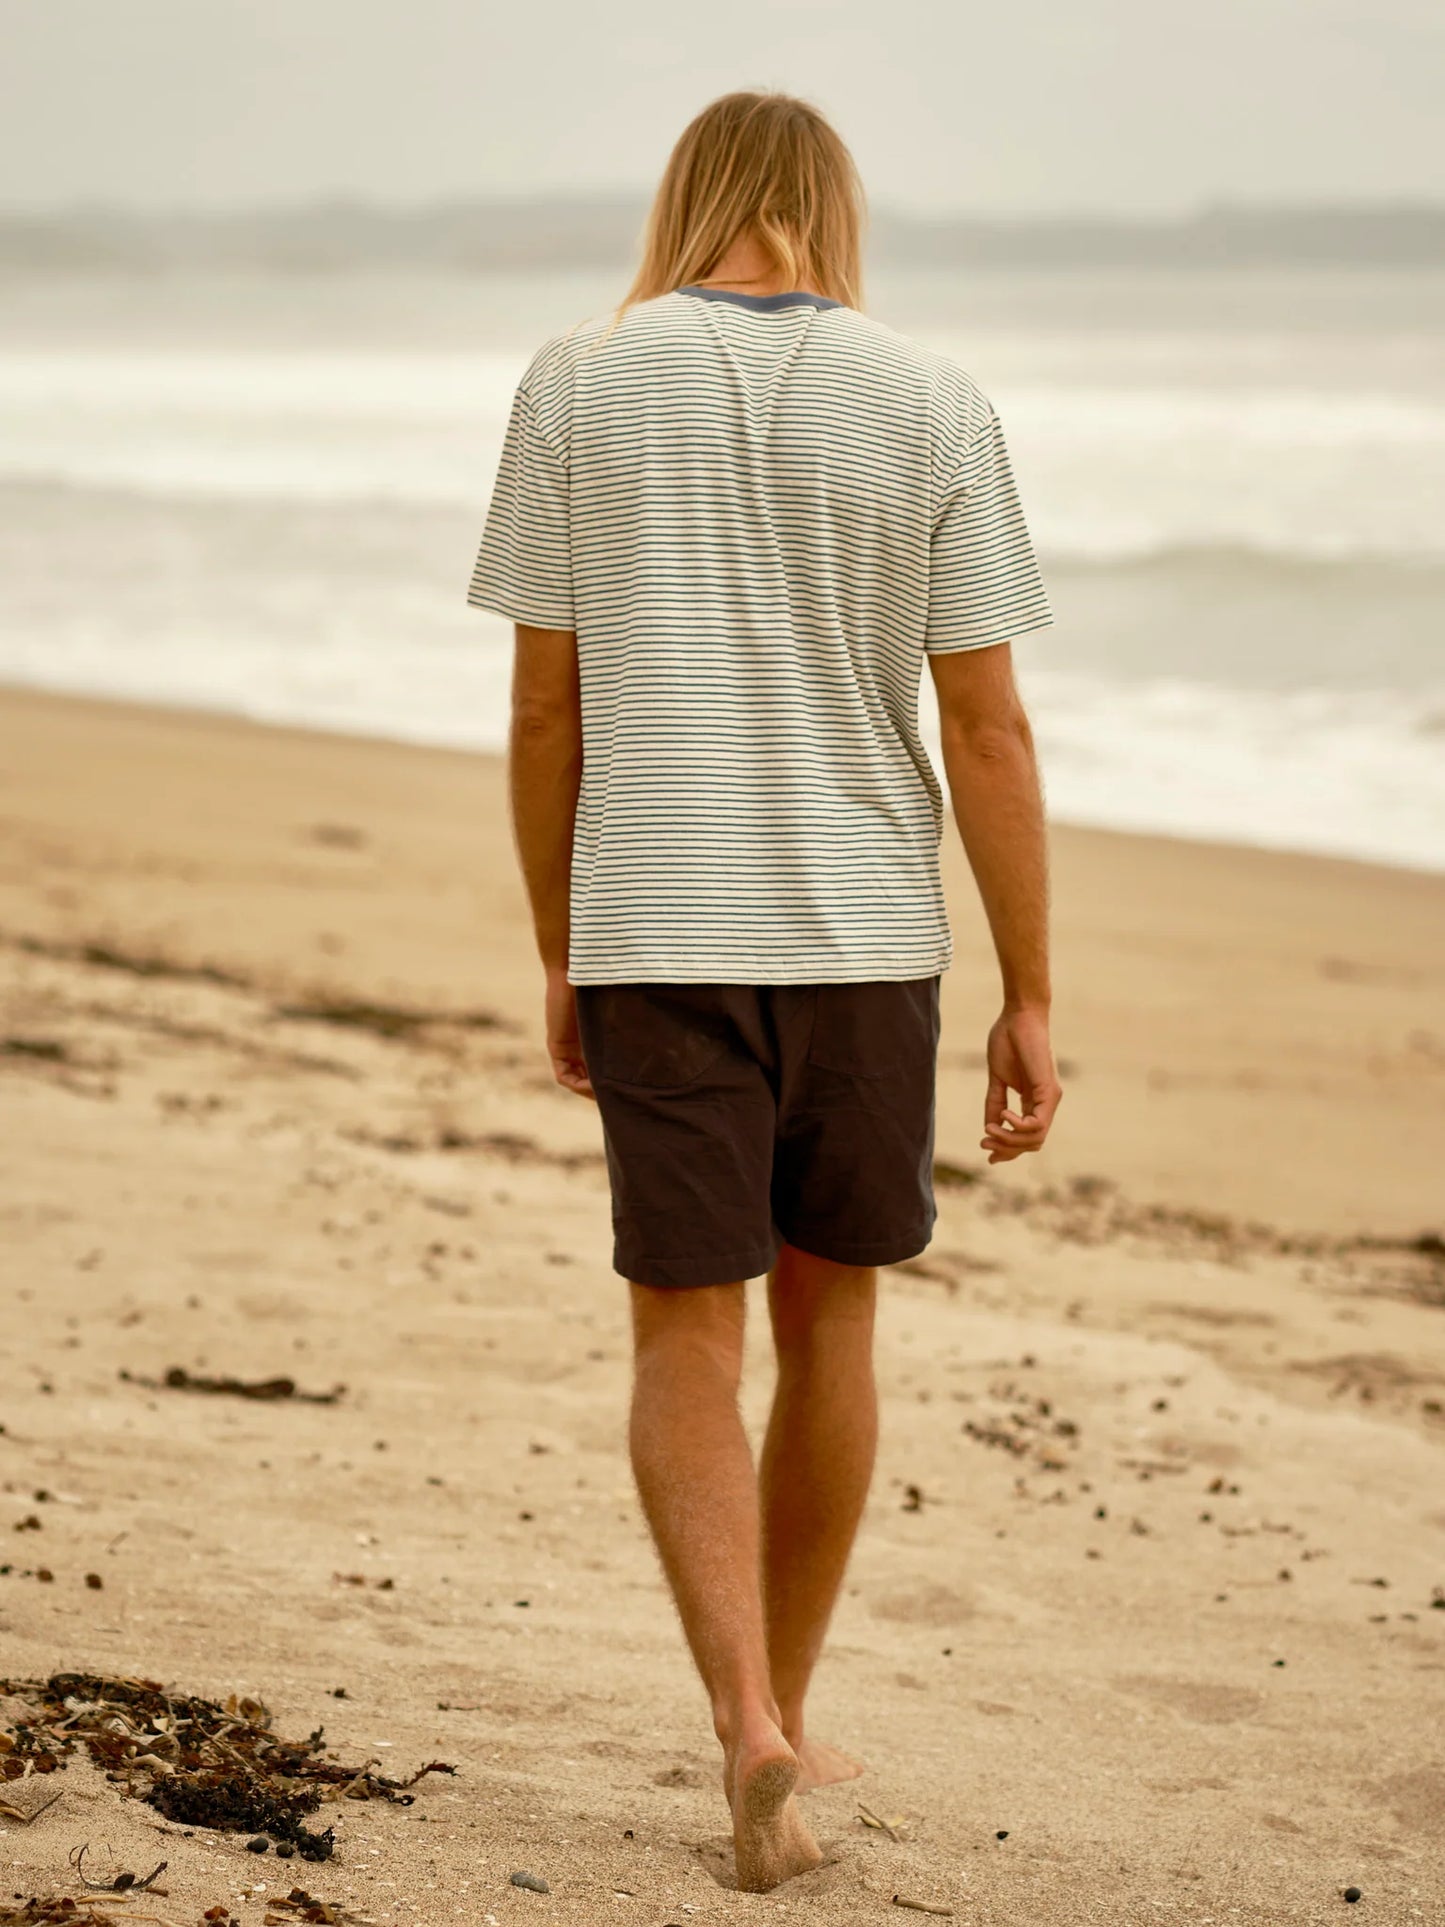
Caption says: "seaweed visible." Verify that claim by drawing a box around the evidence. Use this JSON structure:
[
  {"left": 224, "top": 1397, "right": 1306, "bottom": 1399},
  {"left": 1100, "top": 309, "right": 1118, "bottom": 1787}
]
[{"left": 0, "top": 1675, "right": 455, "bottom": 1859}]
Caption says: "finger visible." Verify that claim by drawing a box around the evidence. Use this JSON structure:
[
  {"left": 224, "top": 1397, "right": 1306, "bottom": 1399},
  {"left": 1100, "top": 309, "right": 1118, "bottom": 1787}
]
[
  {"left": 984, "top": 1071, "right": 1009, "bottom": 1133},
  {"left": 552, "top": 1055, "right": 596, "bottom": 1101},
  {"left": 979, "top": 1133, "right": 1041, "bottom": 1161},
  {"left": 981, "top": 1140, "right": 1027, "bottom": 1163}
]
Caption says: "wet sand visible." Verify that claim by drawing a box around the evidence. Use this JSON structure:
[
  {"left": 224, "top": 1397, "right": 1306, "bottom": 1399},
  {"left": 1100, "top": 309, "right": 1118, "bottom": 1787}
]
[{"left": 1, "top": 685, "right": 1442, "bottom": 1925}]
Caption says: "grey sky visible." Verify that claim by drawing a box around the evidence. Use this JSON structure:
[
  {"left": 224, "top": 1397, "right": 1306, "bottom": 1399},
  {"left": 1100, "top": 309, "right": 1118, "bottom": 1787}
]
[{"left": 4, "top": 0, "right": 1442, "bottom": 216}]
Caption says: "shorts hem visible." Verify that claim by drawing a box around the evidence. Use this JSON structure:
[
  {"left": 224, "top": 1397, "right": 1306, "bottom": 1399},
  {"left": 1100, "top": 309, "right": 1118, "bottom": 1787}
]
[
  {"left": 617, "top": 1234, "right": 783, "bottom": 1289},
  {"left": 775, "top": 1220, "right": 936, "bottom": 1268}
]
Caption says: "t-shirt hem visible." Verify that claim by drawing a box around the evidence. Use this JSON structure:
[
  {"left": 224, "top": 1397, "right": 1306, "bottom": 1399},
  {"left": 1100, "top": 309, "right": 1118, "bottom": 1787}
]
[
  {"left": 924, "top": 607, "right": 1056, "bottom": 654},
  {"left": 567, "top": 951, "right": 954, "bottom": 987},
  {"left": 466, "top": 587, "right": 576, "bottom": 630}
]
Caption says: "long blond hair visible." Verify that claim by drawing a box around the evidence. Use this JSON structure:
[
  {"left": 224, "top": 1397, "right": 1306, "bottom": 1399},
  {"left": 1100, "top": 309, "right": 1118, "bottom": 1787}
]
[{"left": 622, "top": 91, "right": 866, "bottom": 312}]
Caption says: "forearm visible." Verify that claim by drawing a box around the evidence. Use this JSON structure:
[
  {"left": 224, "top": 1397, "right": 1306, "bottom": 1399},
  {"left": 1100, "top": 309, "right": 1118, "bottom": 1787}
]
[
  {"left": 938, "top": 713, "right": 1051, "bottom": 1010},
  {"left": 508, "top": 710, "right": 582, "bottom": 973}
]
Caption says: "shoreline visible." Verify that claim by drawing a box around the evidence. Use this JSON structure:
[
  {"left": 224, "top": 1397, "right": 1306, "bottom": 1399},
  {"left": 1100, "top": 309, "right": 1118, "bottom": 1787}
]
[{"left": 4, "top": 674, "right": 1442, "bottom": 886}]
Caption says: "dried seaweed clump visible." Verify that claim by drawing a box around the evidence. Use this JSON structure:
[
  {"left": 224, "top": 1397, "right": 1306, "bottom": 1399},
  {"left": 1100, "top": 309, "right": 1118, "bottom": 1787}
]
[
  {"left": 1, "top": 1904, "right": 120, "bottom": 1927},
  {"left": 0, "top": 1674, "right": 454, "bottom": 1858}
]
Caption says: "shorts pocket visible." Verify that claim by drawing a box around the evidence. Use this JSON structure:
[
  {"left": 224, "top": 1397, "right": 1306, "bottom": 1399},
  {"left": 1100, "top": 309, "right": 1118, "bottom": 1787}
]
[
  {"left": 582, "top": 985, "right": 734, "bottom": 1090},
  {"left": 805, "top": 978, "right": 940, "bottom": 1080}
]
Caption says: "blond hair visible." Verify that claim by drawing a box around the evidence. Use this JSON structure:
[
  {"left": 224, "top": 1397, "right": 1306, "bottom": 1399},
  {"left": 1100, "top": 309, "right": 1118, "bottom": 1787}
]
[{"left": 622, "top": 91, "right": 865, "bottom": 312}]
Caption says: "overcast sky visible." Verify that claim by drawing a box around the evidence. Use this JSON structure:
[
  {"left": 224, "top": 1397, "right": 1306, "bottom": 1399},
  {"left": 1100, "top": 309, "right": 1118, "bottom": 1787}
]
[{"left": 4, "top": 0, "right": 1442, "bottom": 217}]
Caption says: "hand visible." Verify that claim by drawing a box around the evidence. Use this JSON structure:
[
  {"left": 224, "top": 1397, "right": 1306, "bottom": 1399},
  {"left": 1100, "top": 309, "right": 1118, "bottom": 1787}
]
[
  {"left": 981, "top": 1005, "right": 1061, "bottom": 1163},
  {"left": 544, "top": 966, "right": 595, "bottom": 1101}
]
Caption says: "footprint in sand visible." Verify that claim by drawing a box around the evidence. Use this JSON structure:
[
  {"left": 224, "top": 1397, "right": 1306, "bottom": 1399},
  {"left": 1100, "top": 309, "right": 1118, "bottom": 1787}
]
[
  {"left": 1113, "top": 1675, "right": 1264, "bottom": 1724},
  {"left": 1371, "top": 1764, "right": 1445, "bottom": 1835},
  {"left": 870, "top": 1581, "right": 977, "bottom": 1627}
]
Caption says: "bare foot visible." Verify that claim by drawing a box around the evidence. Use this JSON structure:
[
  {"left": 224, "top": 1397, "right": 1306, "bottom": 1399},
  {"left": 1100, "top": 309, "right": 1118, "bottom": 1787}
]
[
  {"left": 725, "top": 1727, "right": 824, "bottom": 1893},
  {"left": 793, "top": 1735, "right": 865, "bottom": 1792}
]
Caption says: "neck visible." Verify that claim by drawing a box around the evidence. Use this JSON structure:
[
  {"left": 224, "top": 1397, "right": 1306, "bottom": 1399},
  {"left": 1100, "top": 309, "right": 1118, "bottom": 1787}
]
[{"left": 693, "top": 234, "right": 822, "bottom": 301}]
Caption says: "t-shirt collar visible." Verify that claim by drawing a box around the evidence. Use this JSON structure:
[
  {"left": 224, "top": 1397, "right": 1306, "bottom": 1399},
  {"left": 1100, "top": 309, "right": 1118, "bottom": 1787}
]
[{"left": 677, "top": 284, "right": 842, "bottom": 313}]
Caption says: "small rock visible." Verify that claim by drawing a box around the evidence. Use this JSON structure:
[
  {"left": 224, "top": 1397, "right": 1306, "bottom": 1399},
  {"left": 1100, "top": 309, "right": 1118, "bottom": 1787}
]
[
  {"left": 275, "top": 1844, "right": 294, "bottom": 1860},
  {"left": 1344, "top": 1886, "right": 1362, "bottom": 1903},
  {"left": 995, "top": 1828, "right": 1009, "bottom": 1839},
  {"left": 510, "top": 1870, "right": 549, "bottom": 1893},
  {"left": 246, "top": 1837, "right": 269, "bottom": 1854}
]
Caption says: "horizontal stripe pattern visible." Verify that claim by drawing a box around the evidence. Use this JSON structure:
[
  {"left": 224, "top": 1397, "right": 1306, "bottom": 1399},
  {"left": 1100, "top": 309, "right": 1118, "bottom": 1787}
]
[{"left": 467, "top": 289, "right": 1054, "bottom": 984}]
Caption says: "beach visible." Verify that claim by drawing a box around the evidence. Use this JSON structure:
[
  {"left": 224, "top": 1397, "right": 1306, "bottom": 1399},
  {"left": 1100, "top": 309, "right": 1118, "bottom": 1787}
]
[{"left": 2, "top": 684, "right": 1442, "bottom": 1925}]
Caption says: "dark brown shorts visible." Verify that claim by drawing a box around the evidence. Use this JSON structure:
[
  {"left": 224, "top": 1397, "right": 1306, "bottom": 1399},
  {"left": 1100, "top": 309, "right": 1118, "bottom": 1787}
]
[{"left": 574, "top": 977, "right": 941, "bottom": 1288}]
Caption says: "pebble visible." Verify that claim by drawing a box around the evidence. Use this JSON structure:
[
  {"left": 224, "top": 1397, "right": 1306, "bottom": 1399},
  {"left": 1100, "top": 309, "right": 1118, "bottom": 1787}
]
[
  {"left": 246, "top": 1838, "right": 268, "bottom": 1855},
  {"left": 1344, "top": 1887, "right": 1362, "bottom": 1903},
  {"left": 510, "top": 1870, "right": 549, "bottom": 1894}
]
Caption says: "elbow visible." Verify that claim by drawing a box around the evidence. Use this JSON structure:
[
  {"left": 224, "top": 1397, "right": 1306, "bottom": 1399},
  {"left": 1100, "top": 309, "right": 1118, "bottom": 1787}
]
[
  {"left": 511, "top": 698, "right": 579, "bottom": 743},
  {"left": 943, "top": 704, "right": 1034, "bottom": 765}
]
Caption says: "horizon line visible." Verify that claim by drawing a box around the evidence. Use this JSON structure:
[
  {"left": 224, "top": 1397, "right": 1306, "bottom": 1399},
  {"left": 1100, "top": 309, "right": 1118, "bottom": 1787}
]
[{"left": 2, "top": 192, "right": 1444, "bottom": 226}]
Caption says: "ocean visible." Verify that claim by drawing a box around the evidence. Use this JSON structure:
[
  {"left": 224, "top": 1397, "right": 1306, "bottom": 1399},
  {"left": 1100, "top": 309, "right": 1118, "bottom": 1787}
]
[{"left": 1, "top": 265, "right": 1441, "bottom": 872}]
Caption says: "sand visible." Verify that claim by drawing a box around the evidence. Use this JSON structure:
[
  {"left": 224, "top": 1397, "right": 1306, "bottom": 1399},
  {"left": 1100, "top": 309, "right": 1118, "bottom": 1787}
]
[{"left": 0, "top": 684, "right": 1442, "bottom": 1927}]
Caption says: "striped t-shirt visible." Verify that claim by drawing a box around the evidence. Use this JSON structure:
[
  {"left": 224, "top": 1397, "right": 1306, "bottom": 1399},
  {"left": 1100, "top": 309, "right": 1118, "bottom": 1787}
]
[{"left": 468, "top": 285, "right": 1054, "bottom": 985}]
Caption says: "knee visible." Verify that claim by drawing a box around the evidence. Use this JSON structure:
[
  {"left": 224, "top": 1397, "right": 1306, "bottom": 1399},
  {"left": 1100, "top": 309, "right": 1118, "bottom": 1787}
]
[
  {"left": 629, "top": 1281, "right": 746, "bottom": 1387},
  {"left": 769, "top": 1252, "right": 876, "bottom": 1365}
]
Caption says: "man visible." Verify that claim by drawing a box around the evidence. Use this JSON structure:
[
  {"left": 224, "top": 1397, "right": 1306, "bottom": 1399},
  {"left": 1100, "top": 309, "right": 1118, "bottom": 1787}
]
[{"left": 468, "top": 89, "right": 1061, "bottom": 1894}]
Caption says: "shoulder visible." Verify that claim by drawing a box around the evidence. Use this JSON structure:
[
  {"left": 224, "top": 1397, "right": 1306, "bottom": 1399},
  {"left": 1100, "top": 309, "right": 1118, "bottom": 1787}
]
[
  {"left": 819, "top": 308, "right": 997, "bottom": 446},
  {"left": 827, "top": 308, "right": 994, "bottom": 437},
  {"left": 518, "top": 295, "right": 696, "bottom": 398}
]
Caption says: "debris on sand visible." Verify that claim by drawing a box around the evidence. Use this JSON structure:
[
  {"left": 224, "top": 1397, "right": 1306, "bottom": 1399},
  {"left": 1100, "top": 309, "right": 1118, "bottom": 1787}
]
[
  {"left": 1, "top": 1038, "right": 74, "bottom": 1065},
  {"left": 891, "top": 1898, "right": 954, "bottom": 1918},
  {"left": 9, "top": 932, "right": 247, "bottom": 993},
  {"left": 0, "top": 1675, "right": 455, "bottom": 1860},
  {"left": 272, "top": 996, "right": 503, "bottom": 1044},
  {"left": 262, "top": 1887, "right": 375, "bottom": 1925},
  {"left": 858, "top": 1803, "right": 912, "bottom": 1842},
  {"left": 1, "top": 1899, "right": 135, "bottom": 1926},
  {"left": 0, "top": 1788, "right": 64, "bottom": 1825},
  {"left": 68, "top": 1846, "right": 166, "bottom": 1893},
  {"left": 931, "top": 1161, "right": 981, "bottom": 1191},
  {"left": 508, "top": 1871, "right": 548, "bottom": 1894},
  {"left": 957, "top": 1379, "right": 1083, "bottom": 1475},
  {"left": 965, "top": 1170, "right": 1444, "bottom": 1301},
  {"left": 117, "top": 1368, "right": 345, "bottom": 1405}
]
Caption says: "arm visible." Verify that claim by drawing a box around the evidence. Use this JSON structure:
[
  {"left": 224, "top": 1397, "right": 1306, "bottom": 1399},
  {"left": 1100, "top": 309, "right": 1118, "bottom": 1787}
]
[
  {"left": 508, "top": 622, "right": 593, "bottom": 1099},
  {"left": 928, "top": 641, "right": 1062, "bottom": 1163}
]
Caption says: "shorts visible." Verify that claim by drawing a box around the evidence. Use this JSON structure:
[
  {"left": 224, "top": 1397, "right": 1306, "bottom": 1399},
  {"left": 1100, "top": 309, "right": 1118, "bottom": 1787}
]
[{"left": 574, "top": 977, "right": 941, "bottom": 1288}]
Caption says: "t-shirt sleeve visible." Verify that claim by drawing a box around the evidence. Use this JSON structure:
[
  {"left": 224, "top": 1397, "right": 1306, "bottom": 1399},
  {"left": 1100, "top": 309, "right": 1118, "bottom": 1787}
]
[
  {"left": 926, "top": 409, "right": 1054, "bottom": 653},
  {"left": 466, "top": 383, "right": 574, "bottom": 629}
]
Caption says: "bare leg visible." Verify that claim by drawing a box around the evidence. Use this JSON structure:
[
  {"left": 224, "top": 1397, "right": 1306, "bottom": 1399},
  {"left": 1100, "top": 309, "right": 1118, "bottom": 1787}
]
[
  {"left": 760, "top": 1244, "right": 878, "bottom": 1791},
  {"left": 627, "top": 1280, "right": 823, "bottom": 1892}
]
